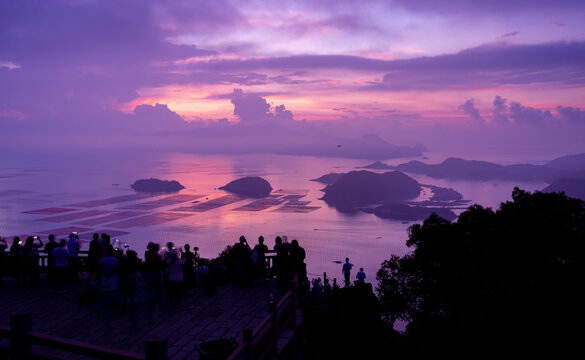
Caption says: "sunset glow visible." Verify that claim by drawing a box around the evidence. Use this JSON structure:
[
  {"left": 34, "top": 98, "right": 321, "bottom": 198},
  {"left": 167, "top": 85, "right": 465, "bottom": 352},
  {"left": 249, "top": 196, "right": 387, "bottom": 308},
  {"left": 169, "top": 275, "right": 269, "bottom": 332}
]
[{"left": 0, "top": 0, "right": 584, "bottom": 154}]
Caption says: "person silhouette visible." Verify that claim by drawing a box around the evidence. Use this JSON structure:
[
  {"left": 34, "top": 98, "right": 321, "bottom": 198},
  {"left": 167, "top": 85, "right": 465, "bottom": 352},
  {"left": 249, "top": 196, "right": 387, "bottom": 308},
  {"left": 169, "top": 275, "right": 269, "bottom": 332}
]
[
  {"left": 356, "top": 267, "right": 366, "bottom": 284},
  {"left": 342, "top": 258, "right": 353, "bottom": 288}
]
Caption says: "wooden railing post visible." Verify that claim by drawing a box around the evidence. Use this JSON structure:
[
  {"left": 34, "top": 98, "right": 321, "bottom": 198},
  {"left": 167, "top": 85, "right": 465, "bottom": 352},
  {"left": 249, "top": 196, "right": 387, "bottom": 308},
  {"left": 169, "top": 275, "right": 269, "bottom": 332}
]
[
  {"left": 10, "top": 313, "right": 32, "bottom": 360},
  {"left": 289, "top": 282, "right": 297, "bottom": 329},
  {"left": 269, "top": 301, "right": 277, "bottom": 355},
  {"left": 243, "top": 328, "right": 253, "bottom": 360},
  {"left": 145, "top": 338, "right": 167, "bottom": 360}
]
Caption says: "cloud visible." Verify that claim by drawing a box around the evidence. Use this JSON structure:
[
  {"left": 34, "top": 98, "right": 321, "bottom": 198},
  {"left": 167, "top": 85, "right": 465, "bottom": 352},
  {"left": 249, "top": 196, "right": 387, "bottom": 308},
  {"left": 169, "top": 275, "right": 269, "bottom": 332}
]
[
  {"left": 132, "top": 103, "right": 188, "bottom": 132},
  {"left": 497, "top": 31, "right": 520, "bottom": 40},
  {"left": 389, "top": 0, "right": 585, "bottom": 14},
  {"left": 379, "top": 41, "right": 585, "bottom": 91},
  {"left": 0, "top": 61, "right": 21, "bottom": 70},
  {"left": 458, "top": 99, "right": 484, "bottom": 123},
  {"left": 183, "top": 41, "right": 585, "bottom": 91},
  {"left": 556, "top": 106, "right": 585, "bottom": 123},
  {"left": 229, "top": 89, "right": 294, "bottom": 124},
  {"left": 508, "top": 102, "right": 554, "bottom": 126},
  {"left": 0, "top": 109, "right": 28, "bottom": 121},
  {"left": 492, "top": 96, "right": 509, "bottom": 124}
]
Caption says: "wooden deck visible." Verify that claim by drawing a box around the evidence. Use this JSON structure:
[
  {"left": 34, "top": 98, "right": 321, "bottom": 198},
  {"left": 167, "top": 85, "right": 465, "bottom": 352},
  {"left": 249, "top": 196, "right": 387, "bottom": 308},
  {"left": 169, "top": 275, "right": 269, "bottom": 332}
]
[{"left": 0, "top": 276, "right": 288, "bottom": 359}]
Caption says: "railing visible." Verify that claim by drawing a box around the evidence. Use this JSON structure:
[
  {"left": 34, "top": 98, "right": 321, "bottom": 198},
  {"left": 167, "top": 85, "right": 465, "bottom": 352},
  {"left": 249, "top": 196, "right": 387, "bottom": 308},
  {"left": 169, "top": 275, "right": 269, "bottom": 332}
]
[
  {"left": 0, "top": 313, "right": 167, "bottom": 360},
  {"left": 226, "top": 273, "right": 299, "bottom": 360},
  {"left": 2, "top": 250, "right": 277, "bottom": 276}
]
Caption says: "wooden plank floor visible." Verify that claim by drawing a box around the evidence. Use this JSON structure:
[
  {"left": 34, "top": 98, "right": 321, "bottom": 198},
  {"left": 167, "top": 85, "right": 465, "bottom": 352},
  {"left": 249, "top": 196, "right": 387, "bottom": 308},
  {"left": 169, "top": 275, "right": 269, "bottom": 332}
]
[{"left": 0, "top": 275, "right": 287, "bottom": 359}]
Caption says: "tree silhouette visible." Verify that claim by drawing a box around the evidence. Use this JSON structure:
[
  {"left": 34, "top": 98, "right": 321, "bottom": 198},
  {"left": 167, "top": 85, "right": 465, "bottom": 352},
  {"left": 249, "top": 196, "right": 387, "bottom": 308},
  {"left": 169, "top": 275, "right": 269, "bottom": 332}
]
[{"left": 376, "top": 188, "right": 584, "bottom": 358}]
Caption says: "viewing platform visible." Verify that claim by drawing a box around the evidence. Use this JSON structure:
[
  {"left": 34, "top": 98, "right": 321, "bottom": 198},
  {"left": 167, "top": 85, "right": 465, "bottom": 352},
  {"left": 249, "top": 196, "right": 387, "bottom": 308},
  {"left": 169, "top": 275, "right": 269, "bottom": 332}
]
[{"left": 0, "top": 263, "right": 303, "bottom": 359}]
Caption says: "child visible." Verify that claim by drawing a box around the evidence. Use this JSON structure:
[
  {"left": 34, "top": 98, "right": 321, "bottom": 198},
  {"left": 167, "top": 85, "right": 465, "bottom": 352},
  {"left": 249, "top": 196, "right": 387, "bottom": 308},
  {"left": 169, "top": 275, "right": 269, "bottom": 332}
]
[{"left": 356, "top": 268, "right": 366, "bottom": 284}]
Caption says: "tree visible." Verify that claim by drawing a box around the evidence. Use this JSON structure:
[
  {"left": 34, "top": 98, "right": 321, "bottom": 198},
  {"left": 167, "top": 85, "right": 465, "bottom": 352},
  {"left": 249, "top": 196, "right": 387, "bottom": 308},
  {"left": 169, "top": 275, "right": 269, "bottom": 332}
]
[{"left": 376, "top": 188, "right": 584, "bottom": 358}]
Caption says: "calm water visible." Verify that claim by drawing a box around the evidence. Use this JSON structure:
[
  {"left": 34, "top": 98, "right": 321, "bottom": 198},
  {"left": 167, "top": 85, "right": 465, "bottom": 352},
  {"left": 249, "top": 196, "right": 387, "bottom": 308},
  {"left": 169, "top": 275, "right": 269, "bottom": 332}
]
[{"left": 0, "top": 150, "right": 548, "bottom": 285}]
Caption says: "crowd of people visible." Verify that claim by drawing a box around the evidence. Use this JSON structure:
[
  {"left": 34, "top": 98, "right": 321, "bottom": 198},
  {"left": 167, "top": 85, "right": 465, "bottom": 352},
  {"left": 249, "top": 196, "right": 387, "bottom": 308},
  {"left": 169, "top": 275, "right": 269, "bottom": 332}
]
[
  {"left": 230, "top": 235, "right": 307, "bottom": 288},
  {"left": 0, "top": 233, "right": 312, "bottom": 308}
]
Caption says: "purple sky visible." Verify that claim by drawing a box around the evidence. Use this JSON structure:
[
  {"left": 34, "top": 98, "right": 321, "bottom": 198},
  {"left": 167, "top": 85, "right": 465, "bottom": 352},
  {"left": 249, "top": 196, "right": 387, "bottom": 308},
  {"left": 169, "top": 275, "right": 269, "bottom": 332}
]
[{"left": 1, "top": 0, "right": 584, "bottom": 157}]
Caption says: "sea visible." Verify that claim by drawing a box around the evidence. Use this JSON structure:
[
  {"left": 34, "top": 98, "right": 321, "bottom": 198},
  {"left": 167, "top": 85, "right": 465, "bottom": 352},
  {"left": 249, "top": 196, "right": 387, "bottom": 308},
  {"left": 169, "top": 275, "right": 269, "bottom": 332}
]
[{"left": 0, "top": 149, "right": 550, "bottom": 288}]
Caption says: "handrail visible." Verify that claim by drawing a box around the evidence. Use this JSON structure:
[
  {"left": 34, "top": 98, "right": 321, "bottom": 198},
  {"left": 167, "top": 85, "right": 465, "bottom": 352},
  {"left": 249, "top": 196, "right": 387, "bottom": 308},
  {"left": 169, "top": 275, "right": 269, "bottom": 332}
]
[
  {"left": 226, "top": 273, "right": 300, "bottom": 360},
  {"left": 29, "top": 331, "right": 143, "bottom": 360},
  {"left": 0, "top": 314, "right": 166, "bottom": 360}
]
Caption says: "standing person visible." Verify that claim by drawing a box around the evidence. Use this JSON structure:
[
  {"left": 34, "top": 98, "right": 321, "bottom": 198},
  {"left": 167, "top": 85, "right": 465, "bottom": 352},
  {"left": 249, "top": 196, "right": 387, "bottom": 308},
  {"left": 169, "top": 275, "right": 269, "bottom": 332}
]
[
  {"left": 88, "top": 233, "right": 102, "bottom": 284},
  {"left": 182, "top": 244, "right": 196, "bottom": 292},
  {"left": 119, "top": 250, "right": 140, "bottom": 309},
  {"left": 142, "top": 242, "right": 164, "bottom": 322},
  {"left": 9, "top": 237, "right": 23, "bottom": 283},
  {"left": 276, "top": 237, "right": 292, "bottom": 288},
  {"left": 272, "top": 236, "right": 283, "bottom": 279},
  {"left": 21, "top": 236, "right": 43, "bottom": 287},
  {"left": 252, "top": 236, "right": 268, "bottom": 280},
  {"left": 290, "top": 239, "right": 306, "bottom": 281},
  {"left": 342, "top": 258, "right": 353, "bottom": 288},
  {"left": 356, "top": 268, "right": 366, "bottom": 284},
  {"left": 99, "top": 246, "right": 119, "bottom": 309},
  {"left": 0, "top": 237, "right": 7, "bottom": 283},
  {"left": 231, "top": 236, "right": 250, "bottom": 287},
  {"left": 44, "top": 234, "right": 59, "bottom": 287},
  {"left": 165, "top": 249, "right": 185, "bottom": 306},
  {"left": 52, "top": 239, "right": 69, "bottom": 293},
  {"left": 67, "top": 233, "right": 80, "bottom": 282}
]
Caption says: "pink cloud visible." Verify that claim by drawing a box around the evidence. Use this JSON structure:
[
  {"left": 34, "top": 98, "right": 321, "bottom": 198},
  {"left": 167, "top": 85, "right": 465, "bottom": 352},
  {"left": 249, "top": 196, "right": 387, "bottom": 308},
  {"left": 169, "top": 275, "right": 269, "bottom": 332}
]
[{"left": 0, "top": 109, "right": 28, "bottom": 121}]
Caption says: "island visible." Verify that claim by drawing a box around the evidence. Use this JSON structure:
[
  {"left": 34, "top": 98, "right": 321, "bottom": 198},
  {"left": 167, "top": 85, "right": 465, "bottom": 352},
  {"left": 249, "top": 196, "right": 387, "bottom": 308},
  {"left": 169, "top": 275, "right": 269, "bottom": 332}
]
[
  {"left": 391, "top": 157, "right": 565, "bottom": 182},
  {"left": 362, "top": 203, "right": 457, "bottom": 221},
  {"left": 320, "top": 170, "right": 421, "bottom": 206},
  {"left": 310, "top": 173, "right": 345, "bottom": 185},
  {"left": 219, "top": 176, "right": 273, "bottom": 198},
  {"left": 131, "top": 178, "right": 185, "bottom": 193},
  {"left": 315, "top": 170, "right": 468, "bottom": 220}
]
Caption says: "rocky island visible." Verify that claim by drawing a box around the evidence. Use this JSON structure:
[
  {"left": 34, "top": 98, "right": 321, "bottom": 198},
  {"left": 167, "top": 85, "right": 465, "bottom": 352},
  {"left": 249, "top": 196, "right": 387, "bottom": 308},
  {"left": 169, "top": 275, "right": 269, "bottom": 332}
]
[
  {"left": 131, "top": 178, "right": 185, "bottom": 193},
  {"left": 219, "top": 176, "right": 273, "bottom": 198},
  {"left": 316, "top": 170, "right": 466, "bottom": 221},
  {"left": 321, "top": 170, "right": 421, "bottom": 206}
]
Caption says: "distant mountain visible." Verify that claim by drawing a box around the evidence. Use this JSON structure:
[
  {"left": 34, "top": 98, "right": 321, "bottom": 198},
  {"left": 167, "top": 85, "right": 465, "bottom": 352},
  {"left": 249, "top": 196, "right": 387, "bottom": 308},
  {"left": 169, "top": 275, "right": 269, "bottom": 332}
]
[
  {"left": 546, "top": 152, "right": 585, "bottom": 171},
  {"left": 363, "top": 203, "right": 457, "bottom": 222},
  {"left": 393, "top": 157, "right": 565, "bottom": 182},
  {"left": 541, "top": 179, "right": 585, "bottom": 201},
  {"left": 360, "top": 161, "right": 394, "bottom": 170},
  {"left": 279, "top": 134, "right": 423, "bottom": 160}
]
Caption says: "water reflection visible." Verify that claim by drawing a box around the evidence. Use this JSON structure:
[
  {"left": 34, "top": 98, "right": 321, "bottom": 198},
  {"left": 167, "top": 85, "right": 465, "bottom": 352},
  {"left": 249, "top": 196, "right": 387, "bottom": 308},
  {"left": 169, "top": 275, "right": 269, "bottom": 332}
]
[{"left": 0, "top": 150, "right": 548, "bottom": 286}]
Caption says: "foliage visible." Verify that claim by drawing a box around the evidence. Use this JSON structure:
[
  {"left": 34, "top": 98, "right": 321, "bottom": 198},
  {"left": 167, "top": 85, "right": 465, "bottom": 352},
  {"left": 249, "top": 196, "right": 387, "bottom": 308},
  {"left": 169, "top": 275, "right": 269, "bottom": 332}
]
[
  {"left": 376, "top": 188, "right": 584, "bottom": 358},
  {"left": 210, "top": 245, "right": 233, "bottom": 267}
]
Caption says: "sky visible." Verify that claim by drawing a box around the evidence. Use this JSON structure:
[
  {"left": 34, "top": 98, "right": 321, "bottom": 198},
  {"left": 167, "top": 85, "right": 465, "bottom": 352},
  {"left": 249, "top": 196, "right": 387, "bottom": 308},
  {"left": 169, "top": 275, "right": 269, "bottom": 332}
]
[{"left": 1, "top": 0, "right": 585, "bottom": 158}]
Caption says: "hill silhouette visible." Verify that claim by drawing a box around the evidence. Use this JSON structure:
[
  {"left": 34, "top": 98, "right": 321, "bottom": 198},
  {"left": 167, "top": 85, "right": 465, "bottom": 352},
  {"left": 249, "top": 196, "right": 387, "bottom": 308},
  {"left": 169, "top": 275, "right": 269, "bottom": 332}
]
[
  {"left": 219, "top": 176, "right": 272, "bottom": 198},
  {"left": 131, "top": 178, "right": 185, "bottom": 193},
  {"left": 391, "top": 157, "right": 564, "bottom": 182},
  {"left": 542, "top": 178, "right": 585, "bottom": 200},
  {"left": 321, "top": 170, "right": 421, "bottom": 206}
]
